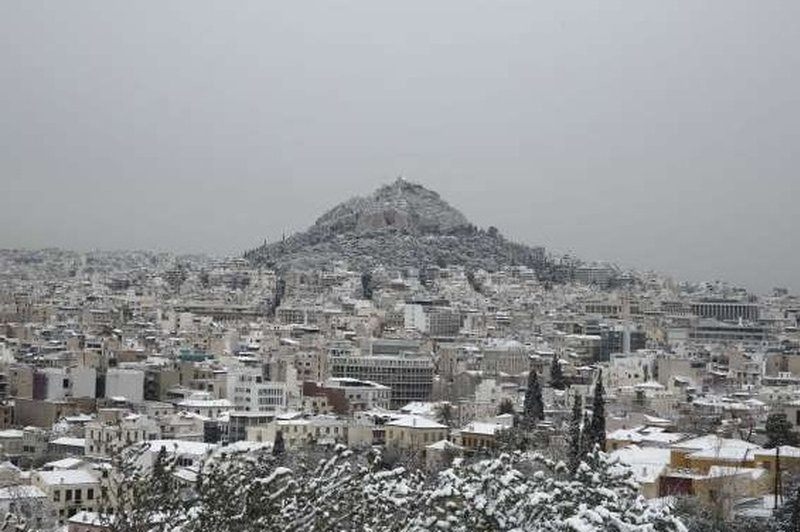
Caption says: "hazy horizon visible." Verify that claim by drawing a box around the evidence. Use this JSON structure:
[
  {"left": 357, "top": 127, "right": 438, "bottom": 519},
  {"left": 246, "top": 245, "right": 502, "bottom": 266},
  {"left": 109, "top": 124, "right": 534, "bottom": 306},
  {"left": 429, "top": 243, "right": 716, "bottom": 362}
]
[{"left": 2, "top": 2, "right": 798, "bottom": 293}]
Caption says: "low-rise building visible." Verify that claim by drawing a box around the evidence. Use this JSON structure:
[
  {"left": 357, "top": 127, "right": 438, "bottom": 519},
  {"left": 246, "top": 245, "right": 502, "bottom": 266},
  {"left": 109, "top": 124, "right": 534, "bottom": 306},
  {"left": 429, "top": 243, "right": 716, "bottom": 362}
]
[
  {"left": 32, "top": 468, "right": 101, "bottom": 525},
  {"left": 457, "top": 421, "right": 504, "bottom": 450},
  {"left": 321, "top": 378, "right": 391, "bottom": 412},
  {"left": 84, "top": 409, "right": 161, "bottom": 459},
  {"left": 176, "top": 396, "right": 232, "bottom": 419},
  {"left": 247, "top": 415, "right": 373, "bottom": 449},
  {"left": 384, "top": 415, "right": 448, "bottom": 450}
]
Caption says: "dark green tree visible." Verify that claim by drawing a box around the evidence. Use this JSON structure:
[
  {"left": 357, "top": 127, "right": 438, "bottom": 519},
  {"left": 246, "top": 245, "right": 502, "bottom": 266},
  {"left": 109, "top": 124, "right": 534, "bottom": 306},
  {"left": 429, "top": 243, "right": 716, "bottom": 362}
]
[
  {"left": 775, "top": 479, "right": 800, "bottom": 532},
  {"left": 268, "top": 277, "right": 286, "bottom": 317},
  {"left": 360, "top": 272, "right": 373, "bottom": 300},
  {"left": 588, "top": 369, "right": 607, "bottom": 452},
  {"left": 465, "top": 270, "right": 484, "bottom": 295},
  {"left": 581, "top": 411, "right": 593, "bottom": 458},
  {"left": 103, "top": 444, "right": 190, "bottom": 532},
  {"left": 435, "top": 402, "right": 455, "bottom": 428},
  {"left": 568, "top": 393, "right": 584, "bottom": 476},
  {"left": 273, "top": 430, "right": 285, "bottom": 456},
  {"left": 550, "top": 354, "right": 566, "bottom": 390},
  {"left": 497, "top": 398, "right": 515, "bottom": 416},
  {"left": 522, "top": 370, "right": 544, "bottom": 428},
  {"left": 766, "top": 412, "right": 796, "bottom": 448}
]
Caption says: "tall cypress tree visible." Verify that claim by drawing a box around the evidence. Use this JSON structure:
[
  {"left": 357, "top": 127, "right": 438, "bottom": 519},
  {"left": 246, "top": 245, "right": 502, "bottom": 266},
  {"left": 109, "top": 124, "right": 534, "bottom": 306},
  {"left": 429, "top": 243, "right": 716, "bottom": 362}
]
[
  {"left": 523, "top": 370, "right": 544, "bottom": 428},
  {"left": 568, "top": 393, "right": 583, "bottom": 476},
  {"left": 588, "top": 369, "right": 607, "bottom": 452},
  {"left": 582, "top": 411, "right": 593, "bottom": 458},
  {"left": 361, "top": 271, "right": 373, "bottom": 300},
  {"left": 550, "top": 354, "right": 566, "bottom": 390},
  {"left": 273, "top": 430, "right": 286, "bottom": 456}
]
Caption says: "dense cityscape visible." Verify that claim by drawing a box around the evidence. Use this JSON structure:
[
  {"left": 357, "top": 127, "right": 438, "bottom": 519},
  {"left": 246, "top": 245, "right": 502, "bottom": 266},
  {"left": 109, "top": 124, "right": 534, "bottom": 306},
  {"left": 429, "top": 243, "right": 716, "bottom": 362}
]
[{"left": 0, "top": 181, "right": 797, "bottom": 531}]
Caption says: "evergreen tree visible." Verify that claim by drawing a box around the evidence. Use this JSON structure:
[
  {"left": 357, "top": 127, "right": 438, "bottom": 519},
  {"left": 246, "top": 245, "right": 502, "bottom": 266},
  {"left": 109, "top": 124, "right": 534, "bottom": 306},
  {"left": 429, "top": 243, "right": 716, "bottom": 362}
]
[
  {"left": 435, "top": 402, "right": 455, "bottom": 428},
  {"left": 522, "top": 370, "right": 544, "bottom": 428},
  {"left": 106, "top": 443, "right": 690, "bottom": 532},
  {"left": 550, "top": 354, "right": 566, "bottom": 390},
  {"left": 105, "top": 444, "right": 190, "bottom": 532},
  {"left": 582, "top": 411, "right": 593, "bottom": 458},
  {"left": 588, "top": 369, "right": 607, "bottom": 452},
  {"left": 273, "top": 430, "right": 285, "bottom": 456},
  {"left": 775, "top": 481, "right": 800, "bottom": 532},
  {"left": 766, "top": 412, "right": 796, "bottom": 448},
  {"left": 465, "top": 270, "right": 484, "bottom": 294},
  {"left": 497, "top": 398, "right": 515, "bottom": 416},
  {"left": 360, "top": 271, "right": 373, "bottom": 300},
  {"left": 568, "top": 393, "right": 584, "bottom": 476}
]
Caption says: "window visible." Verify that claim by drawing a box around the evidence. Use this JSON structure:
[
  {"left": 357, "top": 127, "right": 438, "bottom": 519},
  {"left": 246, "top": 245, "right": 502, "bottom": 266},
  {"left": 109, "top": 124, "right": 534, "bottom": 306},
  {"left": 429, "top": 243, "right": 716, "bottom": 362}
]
[
  {"left": 53, "top": 490, "right": 60, "bottom": 502},
  {"left": 65, "top": 489, "right": 72, "bottom": 501}
]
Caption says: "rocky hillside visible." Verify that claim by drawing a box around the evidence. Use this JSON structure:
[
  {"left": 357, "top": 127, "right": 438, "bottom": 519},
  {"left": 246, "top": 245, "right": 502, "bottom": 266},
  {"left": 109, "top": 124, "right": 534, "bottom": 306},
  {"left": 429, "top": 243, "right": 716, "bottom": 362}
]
[{"left": 244, "top": 178, "right": 547, "bottom": 273}]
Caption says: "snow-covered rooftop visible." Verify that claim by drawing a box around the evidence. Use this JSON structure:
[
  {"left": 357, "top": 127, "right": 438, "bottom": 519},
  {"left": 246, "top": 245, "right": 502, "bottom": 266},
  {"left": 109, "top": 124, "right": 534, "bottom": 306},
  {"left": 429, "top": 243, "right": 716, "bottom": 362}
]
[
  {"left": 35, "top": 469, "right": 98, "bottom": 486},
  {"left": 611, "top": 445, "right": 671, "bottom": 484},
  {"left": 0, "top": 485, "right": 47, "bottom": 500},
  {"left": 178, "top": 399, "right": 233, "bottom": 408},
  {"left": 386, "top": 415, "right": 446, "bottom": 430},
  {"left": 43, "top": 457, "right": 84, "bottom": 470},
  {"left": 145, "top": 440, "right": 216, "bottom": 456},
  {"left": 50, "top": 436, "right": 86, "bottom": 448}
]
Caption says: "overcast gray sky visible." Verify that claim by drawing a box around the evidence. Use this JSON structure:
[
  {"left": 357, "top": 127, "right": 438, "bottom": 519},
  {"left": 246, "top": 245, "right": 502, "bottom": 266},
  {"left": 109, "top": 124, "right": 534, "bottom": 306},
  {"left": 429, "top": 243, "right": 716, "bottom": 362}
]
[{"left": 1, "top": 1, "right": 798, "bottom": 293}]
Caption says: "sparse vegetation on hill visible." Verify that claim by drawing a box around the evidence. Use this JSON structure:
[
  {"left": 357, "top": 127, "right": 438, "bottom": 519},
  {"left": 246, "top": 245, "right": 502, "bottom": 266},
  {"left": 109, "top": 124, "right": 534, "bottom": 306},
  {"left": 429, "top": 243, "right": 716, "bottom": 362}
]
[{"left": 244, "top": 179, "right": 550, "bottom": 275}]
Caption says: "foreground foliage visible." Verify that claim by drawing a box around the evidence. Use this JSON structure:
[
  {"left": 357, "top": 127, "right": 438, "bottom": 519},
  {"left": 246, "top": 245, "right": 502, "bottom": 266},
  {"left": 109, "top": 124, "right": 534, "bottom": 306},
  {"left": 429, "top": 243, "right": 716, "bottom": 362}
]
[{"left": 108, "top": 445, "right": 687, "bottom": 532}]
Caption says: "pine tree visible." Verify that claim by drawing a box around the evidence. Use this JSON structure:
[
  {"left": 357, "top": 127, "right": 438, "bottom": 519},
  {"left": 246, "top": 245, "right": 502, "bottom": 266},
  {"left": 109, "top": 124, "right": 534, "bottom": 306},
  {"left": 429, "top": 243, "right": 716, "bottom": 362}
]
[
  {"left": 497, "top": 398, "right": 515, "bottom": 416},
  {"left": 766, "top": 412, "right": 796, "bottom": 448},
  {"left": 435, "top": 402, "right": 455, "bottom": 428},
  {"left": 522, "top": 370, "right": 544, "bottom": 428},
  {"left": 588, "top": 369, "right": 607, "bottom": 452},
  {"left": 550, "top": 354, "right": 566, "bottom": 390},
  {"left": 273, "top": 430, "right": 285, "bottom": 456},
  {"left": 582, "top": 411, "right": 593, "bottom": 458},
  {"left": 775, "top": 481, "right": 800, "bottom": 532},
  {"left": 360, "top": 271, "right": 373, "bottom": 300},
  {"left": 568, "top": 393, "right": 584, "bottom": 476},
  {"left": 107, "top": 444, "right": 190, "bottom": 532}
]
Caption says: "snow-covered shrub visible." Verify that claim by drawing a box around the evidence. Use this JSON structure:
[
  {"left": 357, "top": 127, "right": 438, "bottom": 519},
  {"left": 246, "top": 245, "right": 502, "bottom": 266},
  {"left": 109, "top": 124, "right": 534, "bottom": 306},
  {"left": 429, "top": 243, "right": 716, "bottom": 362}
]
[{"left": 110, "top": 444, "right": 686, "bottom": 532}]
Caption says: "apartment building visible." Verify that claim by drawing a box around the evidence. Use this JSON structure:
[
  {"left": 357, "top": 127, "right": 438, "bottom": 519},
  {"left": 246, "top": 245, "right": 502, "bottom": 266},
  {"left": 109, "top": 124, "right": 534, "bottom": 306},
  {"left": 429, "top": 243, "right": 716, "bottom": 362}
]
[
  {"left": 32, "top": 469, "right": 101, "bottom": 526},
  {"left": 84, "top": 409, "right": 160, "bottom": 459},
  {"left": 226, "top": 370, "right": 289, "bottom": 414},
  {"left": 330, "top": 353, "right": 434, "bottom": 409}
]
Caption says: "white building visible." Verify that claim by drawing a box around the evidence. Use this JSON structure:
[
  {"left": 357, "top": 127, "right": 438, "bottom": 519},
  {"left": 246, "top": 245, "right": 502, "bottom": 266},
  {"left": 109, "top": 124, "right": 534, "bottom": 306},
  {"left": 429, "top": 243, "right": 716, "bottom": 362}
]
[
  {"left": 607, "top": 351, "right": 656, "bottom": 390},
  {"left": 31, "top": 469, "right": 101, "bottom": 526},
  {"left": 37, "top": 367, "right": 96, "bottom": 400},
  {"left": 177, "top": 394, "right": 233, "bottom": 419},
  {"left": 105, "top": 368, "right": 144, "bottom": 403},
  {"left": 84, "top": 409, "right": 161, "bottom": 459},
  {"left": 227, "top": 370, "right": 289, "bottom": 415},
  {"left": 247, "top": 415, "right": 374, "bottom": 449},
  {"left": 159, "top": 412, "right": 206, "bottom": 442}
]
